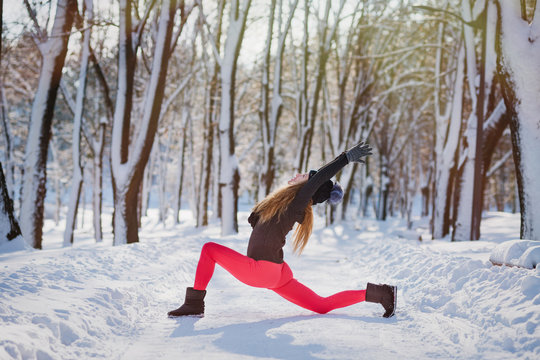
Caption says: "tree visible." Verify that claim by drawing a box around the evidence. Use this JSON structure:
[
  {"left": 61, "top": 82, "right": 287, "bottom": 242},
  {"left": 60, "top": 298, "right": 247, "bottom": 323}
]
[
  {"left": 64, "top": 0, "right": 93, "bottom": 246},
  {"left": 194, "top": 1, "right": 224, "bottom": 227},
  {"left": 0, "top": 162, "right": 21, "bottom": 245},
  {"left": 257, "top": 0, "right": 298, "bottom": 201},
  {"left": 453, "top": 0, "right": 499, "bottom": 241},
  {"left": 217, "top": 0, "right": 252, "bottom": 235},
  {"left": 19, "top": 0, "right": 77, "bottom": 249},
  {"left": 495, "top": 0, "right": 540, "bottom": 240},
  {"left": 111, "top": 0, "right": 190, "bottom": 244},
  {"left": 432, "top": 33, "right": 464, "bottom": 239},
  {"left": 293, "top": 0, "right": 345, "bottom": 174}
]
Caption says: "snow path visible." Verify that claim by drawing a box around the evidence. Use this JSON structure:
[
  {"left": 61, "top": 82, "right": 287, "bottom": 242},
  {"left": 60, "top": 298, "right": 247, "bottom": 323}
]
[{"left": 1, "top": 211, "right": 539, "bottom": 359}]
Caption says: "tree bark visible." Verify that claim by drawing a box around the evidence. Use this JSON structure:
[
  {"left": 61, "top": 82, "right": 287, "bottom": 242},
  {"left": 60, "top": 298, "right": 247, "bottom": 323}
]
[
  {"left": 257, "top": 0, "right": 297, "bottom": 200},
  {"left": 196, "top": 0, "right": 224, "bottom": 226},
  {"left": 495, "top": 1, "right": 540, "bottom": 240},
  {"left": 432, "top": 41, "right": 464, "bottom": 239},
  {"left": 453, "top": 0, "right": 498, "bottom": 241},
  {"left": 218, "top": 0, "right": 251, "bottom": 235},
  {"left": 0, "top": 162, "right": 21, "bottom": 244},
  {"left": 64, "top": 0, "right": 93, "bottom": 246},
  {"left": 20, "top": 0, "right": 77, "bottom": 249},
  {"left": 111, "top": 0, "right": 179, "bottom": 245}
]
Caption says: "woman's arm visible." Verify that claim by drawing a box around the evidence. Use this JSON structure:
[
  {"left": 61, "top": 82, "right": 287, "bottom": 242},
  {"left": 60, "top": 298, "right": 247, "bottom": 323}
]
[
  {"left": 290, "top": 153, "right": 349, "bottom": 213},
  {"left": 289, "top": 143, "right": 372, "bottom": 218}
]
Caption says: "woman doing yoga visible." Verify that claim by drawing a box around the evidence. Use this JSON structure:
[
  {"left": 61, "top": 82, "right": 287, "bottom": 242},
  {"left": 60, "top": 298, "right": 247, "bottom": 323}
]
[{"left": 167, "top": 142, "right": 397, "bottom": 318}]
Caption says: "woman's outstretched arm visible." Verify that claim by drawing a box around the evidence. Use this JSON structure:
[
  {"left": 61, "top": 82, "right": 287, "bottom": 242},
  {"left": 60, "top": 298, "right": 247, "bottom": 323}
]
[{"left": 289, "top": 142, "right": 372, "bottom": 216}]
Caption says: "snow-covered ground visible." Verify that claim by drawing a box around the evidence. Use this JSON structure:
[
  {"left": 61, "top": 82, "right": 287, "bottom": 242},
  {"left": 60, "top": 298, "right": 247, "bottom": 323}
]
[{"left": 1, "top": 209, "right": 539, "bottom": 360}]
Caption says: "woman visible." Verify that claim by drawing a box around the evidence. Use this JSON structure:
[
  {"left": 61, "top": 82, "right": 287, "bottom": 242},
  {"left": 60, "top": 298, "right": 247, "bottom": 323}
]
[{"left": 168, "top": 142, "right": 397, "bottom": 318}]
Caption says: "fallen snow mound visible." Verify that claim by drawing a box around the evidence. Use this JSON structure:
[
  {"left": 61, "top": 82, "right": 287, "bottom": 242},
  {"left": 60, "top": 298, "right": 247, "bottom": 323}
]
[
  {"left": 490, "top": 239, "right": 540, "bottom": 269},
  {"left": 0, "top": 236, "right": 32, "bottom": 253}
]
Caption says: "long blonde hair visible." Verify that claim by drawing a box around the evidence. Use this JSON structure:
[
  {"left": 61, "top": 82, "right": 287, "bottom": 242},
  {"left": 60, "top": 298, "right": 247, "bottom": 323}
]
[{"left": 251, "top": 182, "right": 314, "bottom": 254}]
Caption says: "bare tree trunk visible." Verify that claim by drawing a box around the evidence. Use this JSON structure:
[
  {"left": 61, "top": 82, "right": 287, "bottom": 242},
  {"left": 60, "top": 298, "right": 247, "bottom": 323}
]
[
  {"left": 197, "top": 78, "right": 216, "bottom": 226},
  {"left": 158, "top": 124, "right": 174, "bottom": 223},
  {"left": 0, "top": 87, "right": 14, "bottom": 201},
  {"left": 196, "top": 1, "right": 224, "bottom": 226},
  {"left": 20, "top": 0, "right": 77, "bottom": 249},
  {"left": 420, "top": 163, "right": 432, "bottom": 218},
  {"left": 453, "top": 0, "right": 497, "bottom": 241},
  {"left": 92, "top": 118, "right": 106, "bottom": 242},
  {"left": 257, "top": 0, "right": 276, "bottom": 200},
  {"left": 64, "top": 0, "right": 93, "bottom": 246},
  {"left": 48, "top": 138, "right": 62, "bottom": 226},
  {"left": 495, "top": 0, "right": 540, "bottom": 240},
  {"left": 294, "top": 0, "right": 345, "bottom": 173},
  {"left": 212, "top": 126, "right": 220, "bottom": 221},
  {"left": 111, "top": 0, "right": 180, "bottom": 245},
  {"left": 432, "top": 40, "right": 464, "bottom": 239},
  {"left": 218, "top": 0, "right": 251, "bottom": 235},
  {"left": 186, "top": 110, "right": 199, "bottom": 222},
  {"left": 141, "top": 144, "right": 156, "bottom": 219},
  {"left": 173, "top": 99, "right": 190, "bottom": 223},
  {"left": 480, "top": 100, "right": 509, "bottom": 214},
  {"left": 0, "top": 162, "right": 21, "bottom": 244},
  {"left": 376, "top": 155, "right": 390, "bottom": 220},
  {"left": 257, "top": 0, "right": 298, "bottom": 200}
]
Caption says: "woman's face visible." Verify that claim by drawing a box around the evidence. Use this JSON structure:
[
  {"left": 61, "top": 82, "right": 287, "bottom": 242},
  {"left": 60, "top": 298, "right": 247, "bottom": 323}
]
[{"left": 288, "top": 173, "right": 309, "bottom": 185}]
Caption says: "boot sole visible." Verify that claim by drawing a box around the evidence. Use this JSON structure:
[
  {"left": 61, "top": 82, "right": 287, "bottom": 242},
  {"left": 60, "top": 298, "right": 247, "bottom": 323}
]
[
  {"left": 383, "top": 285, "right": 397, "bottom": 318},
  {"left": 167, "top": 314, "right": 204, "bottom": 318},
  {"left": 389, "top": 286, "right": 397, "bottom": 318}
]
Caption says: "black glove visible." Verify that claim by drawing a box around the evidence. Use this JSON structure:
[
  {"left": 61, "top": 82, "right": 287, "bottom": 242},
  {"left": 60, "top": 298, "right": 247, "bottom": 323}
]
[{"left": 345, "top": 142, "right": 372, "bottom": 163}]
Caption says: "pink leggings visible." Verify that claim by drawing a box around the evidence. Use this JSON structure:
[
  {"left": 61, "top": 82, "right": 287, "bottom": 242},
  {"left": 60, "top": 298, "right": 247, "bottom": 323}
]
[{"left": 193, "top": 242, "right": 365, "bottom": 314}]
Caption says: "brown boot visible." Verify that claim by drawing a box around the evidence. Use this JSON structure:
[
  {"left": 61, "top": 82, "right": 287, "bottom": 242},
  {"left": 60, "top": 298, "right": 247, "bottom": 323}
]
[
  {"left": 366, "top": 283, "right": 397, "bottom": 318},
  {"left": 167, "top": 287, "right": 206, "bottom": 317}
]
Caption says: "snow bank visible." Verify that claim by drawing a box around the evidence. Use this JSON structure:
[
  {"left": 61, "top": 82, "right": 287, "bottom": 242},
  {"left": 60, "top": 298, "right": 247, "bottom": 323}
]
[
  {"left": 0, "top": 236, "right": 31, "bottom": 253},
  {"left": 490, "top": 239, "right": 540, "bottom": 269}
]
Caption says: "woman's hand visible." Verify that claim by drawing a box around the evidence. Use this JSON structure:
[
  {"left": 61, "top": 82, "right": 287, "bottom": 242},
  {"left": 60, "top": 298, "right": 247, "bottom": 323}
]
[{"left": 345, "top": 142, "right": 373, "bottom": 163}]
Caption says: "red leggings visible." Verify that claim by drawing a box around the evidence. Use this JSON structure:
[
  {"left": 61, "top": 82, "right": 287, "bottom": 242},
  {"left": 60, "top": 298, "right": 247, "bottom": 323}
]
[{"left": 193, "top": 242, "right": 365, "bottom": 314}]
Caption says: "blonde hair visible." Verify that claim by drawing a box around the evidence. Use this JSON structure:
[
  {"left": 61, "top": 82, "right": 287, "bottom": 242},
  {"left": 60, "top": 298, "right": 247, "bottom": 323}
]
[{"left": 251, "top": 181, "right": 314, "bottom": 254}]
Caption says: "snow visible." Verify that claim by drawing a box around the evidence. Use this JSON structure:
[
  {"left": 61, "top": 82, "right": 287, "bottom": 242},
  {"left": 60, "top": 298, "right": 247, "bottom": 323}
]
[
  {"left": 0, "top": 208, "right": 538, "bottom": 359},
  {"left": 490, "top": 240, "right": 540, "bottom": 269}
]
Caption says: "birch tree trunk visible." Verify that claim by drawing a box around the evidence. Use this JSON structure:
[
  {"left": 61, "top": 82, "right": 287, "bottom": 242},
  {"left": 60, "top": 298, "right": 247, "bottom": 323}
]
[
  {"left": 64, "top": 0, "right": 93, "bottom": 246},
  {"left": 218, "top": 0, "right": 251, "bottom": 235},
  {"left": 495, "top": 0, "right": 540, "bottom": 240},
  {"left": 111, "top": 0, "right": 179, "bottom": 245},
  {"left": 20, "top": 0, "right": 77, "bottom": 249}
]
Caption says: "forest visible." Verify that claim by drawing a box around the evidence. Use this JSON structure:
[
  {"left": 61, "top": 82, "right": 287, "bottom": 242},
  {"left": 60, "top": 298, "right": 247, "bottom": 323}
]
[{"left": 1, "top": 0, "right": 540, "bottom": 249}]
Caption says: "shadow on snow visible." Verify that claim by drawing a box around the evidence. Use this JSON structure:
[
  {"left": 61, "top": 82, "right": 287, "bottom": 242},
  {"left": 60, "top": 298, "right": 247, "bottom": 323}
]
[{"left": 169, "top": 313, "right": 396, "bottom": 359}]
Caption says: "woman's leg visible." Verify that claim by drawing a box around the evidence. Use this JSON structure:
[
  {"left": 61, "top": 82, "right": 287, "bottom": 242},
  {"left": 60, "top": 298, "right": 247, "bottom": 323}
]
[
  {"left": 193, "top": 242, "right": 283, "bottom": 290},
  {"left": 271, "top": 263, "right": 366, "bottom": 314}
]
